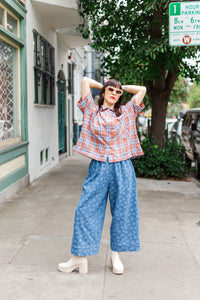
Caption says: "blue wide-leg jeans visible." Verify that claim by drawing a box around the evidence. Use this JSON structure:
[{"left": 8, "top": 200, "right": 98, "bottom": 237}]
[{"left": 71, "top": 159, "right": 140, "bottom": 256}]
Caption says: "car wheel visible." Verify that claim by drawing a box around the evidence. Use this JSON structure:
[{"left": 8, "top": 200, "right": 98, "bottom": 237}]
[{"left": 195, "top": 155, "right": 200, "bottom": 179}]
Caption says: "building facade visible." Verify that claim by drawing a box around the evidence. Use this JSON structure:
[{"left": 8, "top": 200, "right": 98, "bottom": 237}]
[{"left": 0, "top": 0, "right": 88, "bottom": 202}]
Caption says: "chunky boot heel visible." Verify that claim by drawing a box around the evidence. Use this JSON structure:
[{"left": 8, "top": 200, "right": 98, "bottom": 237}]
[
  {"left": 58, "top": 256, "right": 88, "bottom": 274},
  {"left": 79, "top": 260, "right": 88, "bottom": 274},
  {"left": 110, "top": 251, "right": 124, "bottom": 275}
]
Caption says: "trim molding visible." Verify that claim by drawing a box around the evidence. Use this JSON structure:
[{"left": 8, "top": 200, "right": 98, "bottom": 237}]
[{"left": 0, "top": 155, "right": 25, "bottom": 179}]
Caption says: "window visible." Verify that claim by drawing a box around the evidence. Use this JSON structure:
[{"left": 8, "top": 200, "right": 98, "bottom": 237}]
[
  {"left": 40, "top": 150, "right": 43, "bottom": 165},
  {"left": 183, "top": 113, "right": 190, "bottom": 127},
  {"left": 94, "top": 55, "right": 101, "bottom": 82},
  {"left": 33, "top": 30, "right": 55, "bottom": 105},
  {"left": 7, "top": 13, "right": 18, "bottom": 35},
  {"left": 40, "top": 148, "right": 49, "bottom": 165},
  {"left": 45, "top": 148, "right": 49, "bottom": 162},
  {"left": 0, "top": 36, "right": 20, "bottom": 142},
  {"left": 196, "top": 115, "right": 200, "bottom": 132},
  {"left": 189, "top": 114, "right": 196, "bottom": 128},
  {"left": 68, "top": 63, "right": 74, "bottom": 94},
  {"left": 0, "top": 4, "right": 19, "bottom": 37}
]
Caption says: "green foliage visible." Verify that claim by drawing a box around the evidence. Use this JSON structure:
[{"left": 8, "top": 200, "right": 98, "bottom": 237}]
[
  {"left": 78, "top": 0, "right": 200, "bottom": 84},
  {"left": 169, "top": 76, "right": 189, "bottom": 104},
  {"left": 188, "top": 82, "right": 200, "bottom": 108},
  {"left": 132, "top": 138, "right": 188, "bottom": 179}
]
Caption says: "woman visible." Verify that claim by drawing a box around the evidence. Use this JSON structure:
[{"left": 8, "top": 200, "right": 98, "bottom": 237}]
[{"left": 58, "top": 76, "right": 146, "bottom": 274}]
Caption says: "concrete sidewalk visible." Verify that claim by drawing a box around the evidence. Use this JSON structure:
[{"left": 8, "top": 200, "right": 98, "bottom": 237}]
[{"left": 0, "top": 154, "right": 200, "bottom": 300}]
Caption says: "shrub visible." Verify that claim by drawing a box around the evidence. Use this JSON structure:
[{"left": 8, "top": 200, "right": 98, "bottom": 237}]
[{"left": 132, "top": 137, "right": 188, "bottom": 179}]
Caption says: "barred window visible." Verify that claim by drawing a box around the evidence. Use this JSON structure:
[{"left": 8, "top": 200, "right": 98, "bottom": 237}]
[
  {"left": 0, "top": 37, "right": 19, "bottom": 142},
  {"left": 33, "top": 30, "right": 55, "bottom": 105}
]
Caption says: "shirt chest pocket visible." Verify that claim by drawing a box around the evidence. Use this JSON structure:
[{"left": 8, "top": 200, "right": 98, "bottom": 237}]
[
  {"left": 117, "top": 126, "right": 129, "bottom": 139},
  {"left": 114, "top": 115, "right": 129, "bottom": 140}
]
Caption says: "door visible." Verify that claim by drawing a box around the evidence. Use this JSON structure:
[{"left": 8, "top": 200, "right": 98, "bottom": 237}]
[{"left": 58, "top": 79, "right": 66, "bottom": 153}]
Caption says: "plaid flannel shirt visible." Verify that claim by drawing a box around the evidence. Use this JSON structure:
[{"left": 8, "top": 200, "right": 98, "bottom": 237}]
[{"left": 73, "top": 93, "right": 145, "bottom": 162}]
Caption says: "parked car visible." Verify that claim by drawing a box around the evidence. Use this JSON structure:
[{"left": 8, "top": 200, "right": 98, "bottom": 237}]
[
  {"left": 137, "top": 116, "right": 151, "bottom": 137},
  {"left": 142, "top": 117, "right": 151, "bottom": 136},
  {"left": 165, "top": 118, "right": 177, "bottom": 139},
  {"left": 138, "top": 117, "right": 176, "bottom": 139},
  {"left": 169, "top": 117, "right": 183, "bottom": 143},
  {"left": 181, "top": 108, "right": 200, "bottom": 178}
]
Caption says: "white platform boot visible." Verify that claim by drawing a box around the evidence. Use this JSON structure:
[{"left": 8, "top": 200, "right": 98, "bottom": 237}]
[
  {"left": 58, "top": 255, "right": 88, "bottom": 274},
  {"left": 110, "top": 251, "right": 124, "bottom": 275}
]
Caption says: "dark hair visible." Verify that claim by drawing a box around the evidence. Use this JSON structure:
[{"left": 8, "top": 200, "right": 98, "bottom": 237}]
[{"left": 98, "top": 79, "right": 124, "bottom": 116}]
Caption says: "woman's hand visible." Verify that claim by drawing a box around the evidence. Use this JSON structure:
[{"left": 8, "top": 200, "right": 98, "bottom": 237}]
[
  {"left": 103, "top": 77, "right": 109, "bottom": 83},
  {"left": 122, "top": 84, "right": 147, "bottom": 106}
]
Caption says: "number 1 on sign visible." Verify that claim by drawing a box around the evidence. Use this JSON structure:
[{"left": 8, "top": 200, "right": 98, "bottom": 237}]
[{"left": 174, "top": 5, "right": 176, "bottom": 14}]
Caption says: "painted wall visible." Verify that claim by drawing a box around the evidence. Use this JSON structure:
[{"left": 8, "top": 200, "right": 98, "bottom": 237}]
[{"left": 26, "top": 0, "right": 59, "bottom": 182}]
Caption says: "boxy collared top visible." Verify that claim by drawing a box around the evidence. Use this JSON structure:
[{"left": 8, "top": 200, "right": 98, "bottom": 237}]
[{"left": 73, "top": 93, "right": 145, "bottom": 162}]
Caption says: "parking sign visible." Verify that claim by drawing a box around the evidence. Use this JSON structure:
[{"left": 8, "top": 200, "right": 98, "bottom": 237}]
[{"left": 169, "top": 1, "right": 200, "bottom": 46}]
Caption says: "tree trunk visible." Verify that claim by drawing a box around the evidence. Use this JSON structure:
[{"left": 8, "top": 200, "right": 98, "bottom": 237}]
[
  {"left": 149, "top": 91, "right": 169, "bottom": 148},
  {"left": 148, "top": 69, "right": 179, "bottom": 148}
]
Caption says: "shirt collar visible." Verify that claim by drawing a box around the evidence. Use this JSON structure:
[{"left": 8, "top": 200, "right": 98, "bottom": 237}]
[{"left": 100, "top": 105, "right": 114, "bottom": 112}]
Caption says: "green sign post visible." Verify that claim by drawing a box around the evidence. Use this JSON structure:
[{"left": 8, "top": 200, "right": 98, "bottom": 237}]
[{"left": 169, "top": 1, "right": 200, "bottom": 46}]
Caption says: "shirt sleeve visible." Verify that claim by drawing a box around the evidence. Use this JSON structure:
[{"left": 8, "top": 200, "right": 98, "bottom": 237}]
[
  {"left": 77, "top": 92, "right": 95, "bottom": 114},
  {"left": 125, "top": 95, "right": 145, "bottom": 117}
]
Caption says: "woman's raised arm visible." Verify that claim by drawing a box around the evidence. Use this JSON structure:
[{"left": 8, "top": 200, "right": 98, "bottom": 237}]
[
  {"left": 122, "top": 84, "right": 147, "bottom": 106},
  {"left": 81, "top": 77, "right": 103, "bottom": 99}
]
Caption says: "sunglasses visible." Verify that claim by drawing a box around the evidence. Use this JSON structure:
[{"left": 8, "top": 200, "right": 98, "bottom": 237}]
[{"left": 106, "top": 86, "right": 123, "bottom": 96}]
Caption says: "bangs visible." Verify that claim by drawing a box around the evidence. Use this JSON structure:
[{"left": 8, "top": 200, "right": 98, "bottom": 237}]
[{"left": 104, "top": 79, "right": 122, "bottom": 89}]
